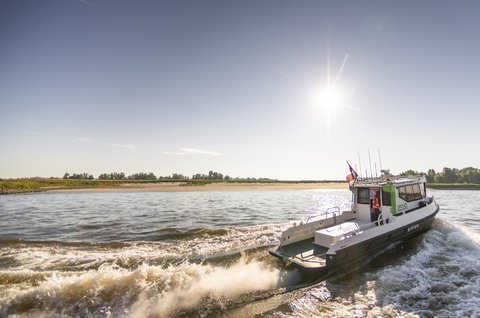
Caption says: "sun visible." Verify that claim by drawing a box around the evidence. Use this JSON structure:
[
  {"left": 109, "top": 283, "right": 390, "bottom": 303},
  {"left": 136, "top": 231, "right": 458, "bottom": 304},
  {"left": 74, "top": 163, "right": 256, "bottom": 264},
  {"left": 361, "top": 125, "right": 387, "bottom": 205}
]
[
  {"left": 307, "top": 52, "right": 352, "bottom": 137},
  {"left": 320, "top": 88, "right": 342, "bottom": 114},
  {"left": 312, "top": 86, "right": 343, "bottom": 115}
]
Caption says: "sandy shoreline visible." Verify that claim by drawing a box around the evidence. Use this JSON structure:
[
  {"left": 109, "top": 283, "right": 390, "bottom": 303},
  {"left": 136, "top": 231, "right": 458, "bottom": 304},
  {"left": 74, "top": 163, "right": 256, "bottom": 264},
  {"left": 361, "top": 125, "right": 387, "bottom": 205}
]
[{"left": 47, "top": 182, "right": 348, "bottom": 193}]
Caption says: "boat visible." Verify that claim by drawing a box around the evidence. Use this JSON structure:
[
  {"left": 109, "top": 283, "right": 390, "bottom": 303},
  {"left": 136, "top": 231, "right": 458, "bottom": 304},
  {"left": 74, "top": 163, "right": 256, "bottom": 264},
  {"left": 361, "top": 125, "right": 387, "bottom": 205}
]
[{"left": 269, "top": 173, "right": 440, "bottom": 274}]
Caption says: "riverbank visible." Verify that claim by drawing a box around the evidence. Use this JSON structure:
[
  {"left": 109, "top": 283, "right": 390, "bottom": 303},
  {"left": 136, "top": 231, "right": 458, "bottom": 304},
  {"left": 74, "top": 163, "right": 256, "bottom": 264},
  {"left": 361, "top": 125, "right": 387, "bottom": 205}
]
[
  {"left": 0, "top": 179, "right": 122, "bottom": 194},
  {"left": 52, "top": 181, "right": 348, "bottom": 192},
  {"left": 3, "top": 179, "right": 479, "bottom": 194},
  {"left": 0, "top": 179, "right": 348, "bottom": 194}
]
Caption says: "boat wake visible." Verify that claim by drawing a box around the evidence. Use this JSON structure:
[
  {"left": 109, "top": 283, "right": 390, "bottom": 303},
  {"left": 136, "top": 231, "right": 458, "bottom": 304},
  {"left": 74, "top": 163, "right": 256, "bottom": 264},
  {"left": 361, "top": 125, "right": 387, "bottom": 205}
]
[
  {"left": 376, "top": 219, "right": 480, "bottom": 317},
  {"left": 258, "top": 219, "right": 480, "bottom": 317},
  {"left": 0, "top": 224, "right": 286, "bottom": 272},
  {"left": 0, "top": 257, "right": 284, "bottom": 318},
  {"left": 0, "top": 224, "right": 297, "bottom": 317},
  {"left": 1, "top": 219, "right": 479, "bottom": 317}
]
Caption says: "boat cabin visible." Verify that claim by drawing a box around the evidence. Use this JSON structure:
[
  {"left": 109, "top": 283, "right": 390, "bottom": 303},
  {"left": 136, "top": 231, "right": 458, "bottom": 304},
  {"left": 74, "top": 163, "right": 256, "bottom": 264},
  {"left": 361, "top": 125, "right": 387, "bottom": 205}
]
[
  {"left": 353, "top": 175, "right": 428, "bottom": 223},
  {"left": 270, "top": 174, "right": 438, "bottom": 271},
  {"left": 314, "top": 175, "right": 429, "bottom": 248}
]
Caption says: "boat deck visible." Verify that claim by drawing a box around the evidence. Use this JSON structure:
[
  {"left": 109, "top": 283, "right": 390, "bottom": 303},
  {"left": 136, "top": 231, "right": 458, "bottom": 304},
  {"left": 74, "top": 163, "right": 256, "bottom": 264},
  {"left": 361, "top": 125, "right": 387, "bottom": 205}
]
[
  {"left": 270, "top": 219, "right": 377, "bottom": 269},
  {"left": 270, "top": 238, "right": 329, "bottom": 269}
]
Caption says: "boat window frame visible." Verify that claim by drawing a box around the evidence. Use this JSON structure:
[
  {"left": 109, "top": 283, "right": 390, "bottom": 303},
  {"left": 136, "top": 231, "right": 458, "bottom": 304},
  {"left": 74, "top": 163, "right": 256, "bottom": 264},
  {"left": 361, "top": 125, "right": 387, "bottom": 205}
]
[
  {"left": 398, "top": 186, "right": 407, "bottom": 202},
  {"left": 398, "top": 183, "right": 425, "bottom": 202},
  {"left": 382, "top": 190, "right": 392, "bottom": 206},
  {"left": 406, "top": 185, "right": 414, "bottom": 201},
  {"left": 357, "top": 187, "right": 370, "bottom": 204},
  {"left": 413, "top": 184, "right": 422, "bottom": 200}
]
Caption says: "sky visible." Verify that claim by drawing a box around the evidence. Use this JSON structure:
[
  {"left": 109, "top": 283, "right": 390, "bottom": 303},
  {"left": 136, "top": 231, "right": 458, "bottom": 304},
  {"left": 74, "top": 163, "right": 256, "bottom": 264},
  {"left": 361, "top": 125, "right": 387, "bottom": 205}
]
[{"left": 1, "top": 0, "right": 479, "bottom": 180}]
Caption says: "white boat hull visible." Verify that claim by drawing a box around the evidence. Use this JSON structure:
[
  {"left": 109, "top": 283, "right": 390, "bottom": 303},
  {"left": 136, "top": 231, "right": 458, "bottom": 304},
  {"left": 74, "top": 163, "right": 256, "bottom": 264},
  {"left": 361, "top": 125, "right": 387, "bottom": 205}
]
[{"left": 270, "top": 199, "right": 439, "bottom": 273}]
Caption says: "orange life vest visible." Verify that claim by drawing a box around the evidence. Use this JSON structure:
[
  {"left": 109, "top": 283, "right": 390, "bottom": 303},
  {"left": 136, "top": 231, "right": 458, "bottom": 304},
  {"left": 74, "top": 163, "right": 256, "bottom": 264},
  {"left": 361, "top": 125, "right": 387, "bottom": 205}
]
[{"left": 373, "top": 196, "right": 380, "bottom": 210}]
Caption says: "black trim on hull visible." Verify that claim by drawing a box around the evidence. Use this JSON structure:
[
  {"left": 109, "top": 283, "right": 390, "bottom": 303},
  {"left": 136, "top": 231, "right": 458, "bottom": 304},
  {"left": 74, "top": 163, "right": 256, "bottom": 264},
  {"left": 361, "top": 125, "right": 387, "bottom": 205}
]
[{"left": 326, "top": 205, "right": 439, "bottom": 270}]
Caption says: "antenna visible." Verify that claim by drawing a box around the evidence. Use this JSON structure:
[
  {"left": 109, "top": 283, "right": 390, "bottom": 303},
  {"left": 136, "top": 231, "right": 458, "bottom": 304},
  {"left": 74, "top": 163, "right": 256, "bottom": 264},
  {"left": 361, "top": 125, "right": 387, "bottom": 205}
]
[
  {"left": 378, "top": 147, "right": 383, "bottom": 173},
  {"left": 357, "top": 149, "right": 363, "bottom": 179},
  {"left": 368, "top": 148, "right": 373, "bottom": 179}
]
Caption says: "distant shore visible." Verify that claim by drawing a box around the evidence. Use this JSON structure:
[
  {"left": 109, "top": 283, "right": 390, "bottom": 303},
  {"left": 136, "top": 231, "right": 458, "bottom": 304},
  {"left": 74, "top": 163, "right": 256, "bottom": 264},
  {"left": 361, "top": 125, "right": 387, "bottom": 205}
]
[
  {"left": 46, "top": 181, "right": 349, "bottom": 193},
  {"left": 0, "top": 180, "right": 348, "bottom": 194},
  {"left": 2, "top": 180, "right": 480, "bottom": 195}
]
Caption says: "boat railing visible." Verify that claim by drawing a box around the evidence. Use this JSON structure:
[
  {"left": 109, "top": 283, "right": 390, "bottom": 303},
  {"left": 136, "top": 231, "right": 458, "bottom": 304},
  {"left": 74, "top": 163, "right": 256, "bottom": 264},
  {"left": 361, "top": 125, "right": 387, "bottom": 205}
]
[
  {"left": 338, "top": 226, "right": 368, "bottom": 240},
  {"left": 339, "top": 229, "right": 361, "bottom": 239},
  {"left": 338, "top": 215, "right": 392, "bottom": 240},
  {"left": 305, "top": 206, "right": 341, "bottom": 224},
  {"left": 354, "top": 174, "right": 425, "bottom": 185}
]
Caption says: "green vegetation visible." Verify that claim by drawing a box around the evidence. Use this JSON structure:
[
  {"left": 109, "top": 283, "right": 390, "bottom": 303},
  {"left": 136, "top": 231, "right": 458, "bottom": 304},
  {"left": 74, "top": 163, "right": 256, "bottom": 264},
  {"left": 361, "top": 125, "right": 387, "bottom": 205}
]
[
  {"left": 400, "top": 167, "right": 480, "bottom": 189},
  {"left": 0, "top": 179, "right": 120, "bottom": 194},
  {"left": 4, "top": 167, "right": 476, "bottom": 194},
  {"left": 127, "top": 172, "right": 157, "bottom": 180},
  {"left": 0, "top": 169, "right": 341, "bottom": 194},
  {"left": 400, "top": 167, "right": 480, "bottom": 184},
  {"left": 98, "top": 172, "right": 126, "bottom": 180},
  {"left": 63, "top": 172, "right": 94, "bottom": 180}
]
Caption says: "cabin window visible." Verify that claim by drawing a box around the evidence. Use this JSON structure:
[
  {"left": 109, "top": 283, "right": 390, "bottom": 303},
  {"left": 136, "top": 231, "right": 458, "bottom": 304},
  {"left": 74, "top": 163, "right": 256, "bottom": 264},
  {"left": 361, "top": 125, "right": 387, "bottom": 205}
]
[
  {"left": 406, "top": 185, "right": 415, "bottom": 201},
  {"left": 399, "top": 186, "right": 407, "bottom": 201},
  {"left": 382, "top": 191, "right": 392, "bottom": 206},
  {"left": 413, "top": 184, "right": 422, "bottom": 200},
  {"left": 357, "top": 187, "right": 370, "bottom": 204},
  {"left": 398, "top": 184, "right": 424, "bottom": 202},
  {"left": 421, "top": 183, "right": 426, "bottom": 198}
]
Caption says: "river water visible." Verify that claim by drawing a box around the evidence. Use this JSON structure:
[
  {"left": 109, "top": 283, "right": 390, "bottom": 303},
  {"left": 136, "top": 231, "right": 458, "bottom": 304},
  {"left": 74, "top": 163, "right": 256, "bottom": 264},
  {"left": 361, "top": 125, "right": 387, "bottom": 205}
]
[{"left": 0, "top": 189, "right": 479, "bottom": 317}]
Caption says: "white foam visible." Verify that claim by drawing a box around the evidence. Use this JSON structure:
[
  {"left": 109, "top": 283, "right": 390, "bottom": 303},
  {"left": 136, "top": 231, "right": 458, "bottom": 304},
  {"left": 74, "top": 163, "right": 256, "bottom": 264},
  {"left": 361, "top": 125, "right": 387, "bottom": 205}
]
[
  {"left": 260, "top": 219, "right": 480, "bottom": 318},
  {"left": 131, "top": 258, "right": 281, "bottom": 317},
  {"left": 0, "top": 257, "right": 282, "bottom": 318},
  {"left": 0, "top": 224, "right": 286, "bottom": 272},
  {"left": 374, "top": 224, "right": 480, "bottom": 317}
]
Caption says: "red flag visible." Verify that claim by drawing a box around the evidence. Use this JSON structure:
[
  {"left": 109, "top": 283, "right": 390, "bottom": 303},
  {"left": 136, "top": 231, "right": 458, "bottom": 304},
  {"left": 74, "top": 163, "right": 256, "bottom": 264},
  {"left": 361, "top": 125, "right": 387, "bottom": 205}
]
[
  {"left": 346, "top": 162, "right": 358, "bottom": 191},
  {"left": 347, "top": 162, "right": 358, "bottom": 180}
]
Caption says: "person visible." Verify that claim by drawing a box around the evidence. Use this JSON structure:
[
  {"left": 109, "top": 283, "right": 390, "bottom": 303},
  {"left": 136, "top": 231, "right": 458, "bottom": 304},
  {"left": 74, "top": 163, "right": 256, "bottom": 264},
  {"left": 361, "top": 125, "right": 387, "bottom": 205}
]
[
  {"left": 373, "top": 191, "right": 382, "bottom": 225},
  {"left": 373, "top": 191, "right": 381, "bottom": 212}
]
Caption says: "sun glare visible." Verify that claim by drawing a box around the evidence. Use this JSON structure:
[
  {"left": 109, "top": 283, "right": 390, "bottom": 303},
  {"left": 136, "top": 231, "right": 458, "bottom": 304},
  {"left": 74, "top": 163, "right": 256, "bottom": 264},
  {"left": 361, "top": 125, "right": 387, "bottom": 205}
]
[
  {"left": 321, "top": 88, "right": 342, "bottom": 113},
  {"left": 308, "top": 52, "right": 351, "bottom": 138},
  {"left": 313, "top": 86, "right": 343, "bottom": 115}
]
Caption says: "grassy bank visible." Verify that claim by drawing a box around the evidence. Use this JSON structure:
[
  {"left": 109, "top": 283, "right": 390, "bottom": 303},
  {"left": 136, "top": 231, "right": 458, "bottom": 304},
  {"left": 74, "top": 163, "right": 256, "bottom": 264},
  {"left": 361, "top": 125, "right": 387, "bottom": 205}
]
[
  {"left": 0, "top": 179, "right": 218, "bottom": 194},
  {"left": 0, "top": 179, "right": 185, "bottom": 194},
  {"left": 0, "top": 179, "right": 123, "bottom": 194},
  {"left": 179, "top": 179, "right": 341, "bottom": 186},
  {"left": 4, "top": 179, "right": 476, "bottom": 194},
  {"left": 0, "top": 179, "right": 343, "bottom": 194}
]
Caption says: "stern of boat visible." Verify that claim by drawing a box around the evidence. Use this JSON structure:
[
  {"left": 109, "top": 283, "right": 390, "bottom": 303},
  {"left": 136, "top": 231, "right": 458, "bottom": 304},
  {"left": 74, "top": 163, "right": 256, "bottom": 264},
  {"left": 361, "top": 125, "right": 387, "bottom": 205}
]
[{"left": 269, "top": 238, "right": 329, "bottom": 271}]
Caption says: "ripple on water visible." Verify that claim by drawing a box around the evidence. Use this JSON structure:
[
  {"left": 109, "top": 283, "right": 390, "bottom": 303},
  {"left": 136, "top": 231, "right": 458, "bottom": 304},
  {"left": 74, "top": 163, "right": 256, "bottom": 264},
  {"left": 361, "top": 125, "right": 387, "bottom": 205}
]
[{"left": 0, "top": 189, "right": 479, "bottom": 317}]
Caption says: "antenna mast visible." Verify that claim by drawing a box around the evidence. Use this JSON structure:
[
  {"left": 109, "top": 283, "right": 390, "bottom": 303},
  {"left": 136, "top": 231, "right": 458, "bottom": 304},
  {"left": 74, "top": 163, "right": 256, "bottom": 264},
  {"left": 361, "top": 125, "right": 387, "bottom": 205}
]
[
  {"left": 378, "top": 147, "right": 383, "bottom": 173},
  {"left": 368, "top": 148, "right": 373, "bottom": 179},
  {"left": 357, "top": 149, "right": 363, "bottom": 179}
]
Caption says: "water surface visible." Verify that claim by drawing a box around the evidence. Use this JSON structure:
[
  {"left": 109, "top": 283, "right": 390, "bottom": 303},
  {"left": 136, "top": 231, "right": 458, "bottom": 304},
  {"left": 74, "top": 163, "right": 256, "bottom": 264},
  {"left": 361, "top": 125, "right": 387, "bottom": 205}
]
[{"left": 0, "top": 189, "right": 479, "bottom": 317}]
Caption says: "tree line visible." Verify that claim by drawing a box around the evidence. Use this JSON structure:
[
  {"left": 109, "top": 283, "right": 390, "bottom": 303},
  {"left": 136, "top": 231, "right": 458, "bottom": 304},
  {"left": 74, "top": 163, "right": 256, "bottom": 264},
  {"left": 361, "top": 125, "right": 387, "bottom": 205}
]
[
  {"left": 62, "top": 170, "right": 274, "bottom": 181},
  {"left": 400, "top": 167, "right": 480, "bottom": 184},
  {"left": 60, "top": 167, "right": 480, "bottom": 183},
  {"left": 63, "top": 172, "right": 94, "bottom": 180}
]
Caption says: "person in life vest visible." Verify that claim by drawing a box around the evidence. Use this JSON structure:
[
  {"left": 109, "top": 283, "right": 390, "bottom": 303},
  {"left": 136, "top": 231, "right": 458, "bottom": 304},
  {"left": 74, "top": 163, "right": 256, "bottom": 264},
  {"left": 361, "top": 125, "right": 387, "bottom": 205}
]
[
  {"left": 373, "top": 191, "right": 381, "bottom": 211},
  {"left": 373, "top": 191, "right": 382, "bottom": 225}
]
